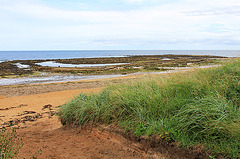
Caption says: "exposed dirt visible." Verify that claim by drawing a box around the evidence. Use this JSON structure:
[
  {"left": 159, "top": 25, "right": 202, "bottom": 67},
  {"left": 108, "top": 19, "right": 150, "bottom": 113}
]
[
  {"left": 16, "top": 119, "right": 209, "bottom": 159},
  {"left": 16, "top": 118, "right": 153, "bottom": 159}
]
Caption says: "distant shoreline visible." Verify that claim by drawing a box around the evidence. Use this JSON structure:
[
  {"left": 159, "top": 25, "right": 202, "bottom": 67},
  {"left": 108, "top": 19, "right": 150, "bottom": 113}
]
[
  {"left": 0, "top": 54, "right": 226, "bottom": 78},
  {"left": 0, "top": 50, "right": 239, "bottom": 61}
]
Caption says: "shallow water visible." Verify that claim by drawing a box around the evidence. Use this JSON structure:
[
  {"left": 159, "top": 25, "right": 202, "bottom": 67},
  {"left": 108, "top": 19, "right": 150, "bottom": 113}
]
[
  {"left": 14, "top": 63, "right": 30, "bottom": 69},
  {"left": 162, "top": 58, "right": 171, "bottom": 60},
  {"left": 35, "top": 61, "right": 129, "bottom": 67},
  {"left": 0, "top": 65, "right": 221, "bottom": 86},
  {"left": 0, "top": 74, "right": 127, "bottom": 86}
]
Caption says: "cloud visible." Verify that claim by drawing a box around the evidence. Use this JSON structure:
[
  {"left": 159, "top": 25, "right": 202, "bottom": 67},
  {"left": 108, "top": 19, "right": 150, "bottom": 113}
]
[
  {"left": 119, "top": 0, "right": 159, "bottom": 4},
  {"left": 183, "top": 6, "right": 240, "bottom": 16},
  {"left": 0, "top": 0, "right": 239, "bottom": 50},
  {"left": 122, "top": 0, "right": 146, "bottom": 3}
]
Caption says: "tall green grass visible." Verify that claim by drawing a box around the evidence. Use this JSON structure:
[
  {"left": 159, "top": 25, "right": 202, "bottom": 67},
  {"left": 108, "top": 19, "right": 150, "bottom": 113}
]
[{"left": 59, "top": 59, "right": 240, "bottom": 158}]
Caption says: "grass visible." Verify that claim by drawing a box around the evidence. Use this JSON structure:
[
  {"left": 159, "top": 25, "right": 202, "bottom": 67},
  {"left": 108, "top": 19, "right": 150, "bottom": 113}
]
[
  {"left": 59, "top": 59, "right": 240, "bottom": 158},
  {"left": 0, "top": 128, "right": 23, "bottom": 159},
  {"left": 0, "top": 128, "right": 42, "bottom": 158}
]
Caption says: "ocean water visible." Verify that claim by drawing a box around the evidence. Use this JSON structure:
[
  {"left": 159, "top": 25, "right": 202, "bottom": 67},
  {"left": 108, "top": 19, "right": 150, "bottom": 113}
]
[{"left": 0, "top": 50, "right": 239, "bottom": 61}]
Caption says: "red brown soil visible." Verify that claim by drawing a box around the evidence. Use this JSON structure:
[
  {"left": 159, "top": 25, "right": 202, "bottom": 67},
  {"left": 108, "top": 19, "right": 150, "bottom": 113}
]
[{"left": 16, "top": 118, "right": 155, "bottom": 159}]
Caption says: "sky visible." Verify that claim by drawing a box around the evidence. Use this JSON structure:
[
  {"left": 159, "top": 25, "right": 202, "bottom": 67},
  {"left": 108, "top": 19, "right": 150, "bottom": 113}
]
[{"left": 0, "top": 0, "right": 240, "bottom": 50}]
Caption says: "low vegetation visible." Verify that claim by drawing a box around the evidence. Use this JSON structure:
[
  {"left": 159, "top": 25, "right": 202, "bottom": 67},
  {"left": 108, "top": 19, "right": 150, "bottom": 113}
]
[
  {"left": 0, "top": 128, "right": 41, "bottom": 158},
  {"left": 0, "top": 128, "right": 23, "bottom": 159},
  {"left": 59, "top": 59, "right": 240, "bottom": 158}
]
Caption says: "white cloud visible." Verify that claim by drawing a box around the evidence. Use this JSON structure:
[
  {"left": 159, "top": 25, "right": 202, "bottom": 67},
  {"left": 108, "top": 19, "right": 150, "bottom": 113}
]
[
  {"left": 120, "top": 0, "right": 159, "bottom": 4},
  {"left": 0, "top": 0, "right": 239, "bottom": 50},
  {"left": 122, "top": 0, "right": 146, "bottom": 3}
]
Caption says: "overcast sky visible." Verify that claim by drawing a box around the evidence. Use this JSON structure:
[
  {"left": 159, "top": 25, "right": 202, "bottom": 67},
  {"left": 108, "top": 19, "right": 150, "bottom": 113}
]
[{"left": 0, "top": 0, "right": 240, "bottom": 50}]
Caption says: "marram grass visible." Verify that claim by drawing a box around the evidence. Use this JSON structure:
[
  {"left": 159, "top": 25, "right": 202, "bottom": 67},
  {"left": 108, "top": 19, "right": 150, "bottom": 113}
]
[{"left": 59, "top": 59, "right": 240, "bottom": 158}]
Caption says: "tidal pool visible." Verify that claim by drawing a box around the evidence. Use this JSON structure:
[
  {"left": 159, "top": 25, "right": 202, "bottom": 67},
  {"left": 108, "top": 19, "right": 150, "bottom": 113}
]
[
  {"left": 14, "top": 63, "right": 30, "bottom": 69},
  {"left": 0, "top": 64, "right": 220, "bottom": 86},
  {"left": 35, "top": 61, "right": 129, "bottom": 67}
]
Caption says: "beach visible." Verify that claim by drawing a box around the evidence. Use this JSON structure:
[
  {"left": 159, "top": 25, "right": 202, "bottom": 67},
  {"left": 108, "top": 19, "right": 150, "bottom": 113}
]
[
  {"left": 0, "top": 67, "right": 207, "bottom": 159},
  {"left": 1, "top": 0, "right": 240, "bottom": 157},
  {"left": 0, "top": 56, "right": 236, "bottom": 158}
]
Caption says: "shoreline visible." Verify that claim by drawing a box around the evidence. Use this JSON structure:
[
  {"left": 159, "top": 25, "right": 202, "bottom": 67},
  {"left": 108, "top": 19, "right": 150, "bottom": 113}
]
[
  {"left": 0, "top": 54, "right": 226, "bottom": 78},
  {"left": 0, "top": 54, "right": 228, "bottom": 86},
  {"left": 0, "top": 71, "right": 163, "bottom": 97},
  {"left": 1, "top": 63, "right": 213, "bottom": 99},
  {"left": 0, "top": 64, "right": 218, "bottom": 97}
]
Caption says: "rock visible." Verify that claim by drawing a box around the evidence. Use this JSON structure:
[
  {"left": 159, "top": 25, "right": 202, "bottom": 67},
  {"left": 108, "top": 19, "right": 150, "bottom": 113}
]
[{"left": 42, "top": 104, "right": 53, "bottom": 110}]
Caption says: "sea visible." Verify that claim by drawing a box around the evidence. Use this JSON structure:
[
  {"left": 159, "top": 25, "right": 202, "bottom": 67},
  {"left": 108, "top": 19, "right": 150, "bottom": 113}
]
[{"left": 0, "top": 50, "right": 239, "bottom": 61}]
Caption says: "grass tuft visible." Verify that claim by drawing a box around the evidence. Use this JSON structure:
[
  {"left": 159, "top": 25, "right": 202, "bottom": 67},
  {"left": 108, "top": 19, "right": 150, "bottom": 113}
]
[{"left": 0, "top": 128, "right": 23, "bottom": 159}]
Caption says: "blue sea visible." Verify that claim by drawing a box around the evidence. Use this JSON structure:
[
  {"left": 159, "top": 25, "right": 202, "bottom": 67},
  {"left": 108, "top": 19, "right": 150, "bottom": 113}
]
[{"left": 0, "top": 50, "right": 239, "bottom": 61}]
